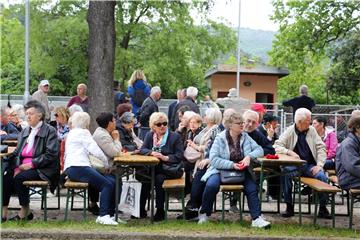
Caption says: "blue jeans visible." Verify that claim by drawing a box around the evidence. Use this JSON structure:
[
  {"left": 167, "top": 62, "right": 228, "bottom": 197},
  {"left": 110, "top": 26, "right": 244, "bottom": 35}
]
[
  {"left": 282, "top": 164, "right": 328, "bottom": 207},
  {"left": 186, "top": 168, "right": 207, "bottom": 210},
  {"left": 200, "top": 171, "right": 261, "bottom": 220},
  {"left": 323, "top": 159, "right": 335, "bottom": 170},
  {"left": 65, "top": 166, "right": 116, "bottom": 216}
]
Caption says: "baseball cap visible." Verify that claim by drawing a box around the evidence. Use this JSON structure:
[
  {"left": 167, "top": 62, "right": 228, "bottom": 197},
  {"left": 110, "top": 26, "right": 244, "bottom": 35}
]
[
  {"left": 251, "top": 103, "right": 266, "bottom": 113},
  {"left": 40, "top": 80, "right": 50, "bottom": 86}
]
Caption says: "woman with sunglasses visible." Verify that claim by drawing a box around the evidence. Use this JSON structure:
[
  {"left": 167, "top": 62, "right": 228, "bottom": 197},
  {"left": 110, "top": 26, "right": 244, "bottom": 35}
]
[
  {"left": 139, "top": 112, "right": 184, "bottom": 221},
  {"left": 54, "top": 106, "right": 70, "bottom": 141}
]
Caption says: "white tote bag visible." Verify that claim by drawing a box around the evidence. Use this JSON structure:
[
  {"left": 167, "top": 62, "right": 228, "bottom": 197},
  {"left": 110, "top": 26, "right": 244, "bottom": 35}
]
[{"left": 119, "top": 176, "right": 142, "bottom": 218}]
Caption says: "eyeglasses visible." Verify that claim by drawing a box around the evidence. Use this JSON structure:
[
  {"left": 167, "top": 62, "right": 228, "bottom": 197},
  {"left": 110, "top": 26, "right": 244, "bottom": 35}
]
[
  {"left": 155, "top": 122, "right": 168, "bottom": 127},
  {"left": 234, "top": 121, "right": 245, "bottom": 125}
]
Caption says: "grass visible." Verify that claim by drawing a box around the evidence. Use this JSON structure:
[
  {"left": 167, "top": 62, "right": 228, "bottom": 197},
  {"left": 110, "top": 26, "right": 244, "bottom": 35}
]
[{"left": 2, "top": 219, "right": 360, "bottom": 238}]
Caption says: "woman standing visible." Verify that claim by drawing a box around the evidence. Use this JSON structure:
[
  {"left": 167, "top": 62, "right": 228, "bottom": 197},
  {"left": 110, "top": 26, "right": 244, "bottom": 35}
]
[{"left": 127, "top": 70, "right": 150, "bottom": 115}]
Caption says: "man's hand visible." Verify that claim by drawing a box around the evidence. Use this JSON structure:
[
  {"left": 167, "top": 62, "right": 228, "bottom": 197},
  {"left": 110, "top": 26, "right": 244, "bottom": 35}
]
[
  {"left": 19, "top": 163, "right": 32, "bottom": 171},
  {"left": 198, "top": 159, "right": 210, "bottom": 169},
  {"left": 311, "top": 166, "right": 322, "bottom": 176},
  {"left": 287, "top": 150, "right": 300, "bottom": 159},
  {"left": 266, "top": 126, "right": 275, "bottom": 139},
  {"left": 111, "top": 130, "right": 120, "bottom": 141}
]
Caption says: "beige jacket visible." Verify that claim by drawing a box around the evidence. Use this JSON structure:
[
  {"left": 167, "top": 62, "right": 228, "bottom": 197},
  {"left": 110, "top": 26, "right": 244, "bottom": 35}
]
[
  {"left": 274, "top": 125, "right": 326, "bottom": 168},
  {"left": 92, "top": 127, "right": 122, "bottom": 167},
  {"left": 32, "top": 90, "right": 50, "bottom": 121}
]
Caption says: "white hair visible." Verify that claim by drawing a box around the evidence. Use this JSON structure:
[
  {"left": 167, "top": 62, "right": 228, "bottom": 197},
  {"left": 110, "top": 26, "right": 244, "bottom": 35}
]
[
  {"left": 186, "top": 86, "right": 198, "bottom": 98},
  {"left": 294, "top": 108, "right": 311, "bottom": 123},
  {"left": 68, "top": 104, "right": 84, "bottom": 116},
  {"left": 299, "top": 85, "right": 308, "bottom": 95},
  {"left": 243, "top": 110, "right": 259, "bottom": 121},
  {"left": 222, "top": 108, "right": 236, "bottom": 125},
  {"left": 205, "top": 108, "right": 222, "bottom": 125},
  {"left": 70, "top": 112, "right": 90, "bottom": 129},
  {"left": 183, "top": 111, "right": 197, "bottom": 121},
  {"left": 10, "top": 104, "right": 26, "bottom": 121},
  {"left": 150, "top": 86, "right": 161, "bottom": 95}
]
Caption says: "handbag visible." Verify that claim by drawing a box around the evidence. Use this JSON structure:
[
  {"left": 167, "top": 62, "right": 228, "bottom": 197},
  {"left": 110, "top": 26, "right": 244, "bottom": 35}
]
[
  {"left": 219, "top": 169, "right": 245, "bottom": 184},
  {"left": 184, "top": 145, "right": 202, "bottom": 163},
  {"left": 119, "top": 174, "right": 142, "bottom": 218},
  {"left": 89, "top": 155, "right": 106, "bottom": 174},
  {"left": 162, "top": 162, "right": 184, "bottom": 179}
]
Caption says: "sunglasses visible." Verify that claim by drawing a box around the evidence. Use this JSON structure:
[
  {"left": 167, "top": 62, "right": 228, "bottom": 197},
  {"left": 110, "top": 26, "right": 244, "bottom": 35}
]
[
  {"left": 54, "top": 113, "right": 59, "bottom": 117},
  {"left": 155, "top": 122, "right": 168, "bottom": 127}
]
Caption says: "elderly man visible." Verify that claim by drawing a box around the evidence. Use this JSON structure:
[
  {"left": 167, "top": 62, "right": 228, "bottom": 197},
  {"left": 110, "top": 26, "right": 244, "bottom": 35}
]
[
  {"left": 32, "top": 80, "right": 51, "bottom": 122},
  {"left": 283, "top": 85, "right": 315, "bottom": 120},
  {"left": 138, "top": 86, "right": 162, "bottom": 140},
  {"left": 168, "top": 89, "right": 186, "bottom": 131},
  {"left": 0, "top": 106, "right": 20, "bottom": 143},
  {"left": 274, "top": 108, "right": 330, "bottom": 218},
  {"left": 67, "top": 83, "right": 89, "bottom": 112},
  {"left": 174, "top": 86, "right": 200, "bottom": 129}
]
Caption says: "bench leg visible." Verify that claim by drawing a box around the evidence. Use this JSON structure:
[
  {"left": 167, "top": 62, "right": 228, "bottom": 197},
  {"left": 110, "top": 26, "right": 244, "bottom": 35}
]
[
  {"left": 238, "top": 192, "right": 242, "bottom": 222},
  {"left": 298, "top": 176, "right": 302, "bottom": 225},
  {"left": 349, "top": 193, "right": 354, "bottom": 229},
  {"left": 313, "top": 192, "right": 319, "bottom": 225},
  {"left": 331, "top": 193, "right": 335, "bottom": 228},
  {"left": 42, "top": 187, "right": 47, "bottom": 221},
  {"left": 64, "top": 188, "right": 71, "bottom": 221},
  {"left": 181, "top": 189, "right": 185, "bottom": 220},
  {"left": 221, "top": 192, "right": 225, "bottom": 223},
  {"left": 164, "top": 191, "right": 168, "bottom": 221},
  {"left": 83, "top": 189, "right": 87, "bottom": 220}
]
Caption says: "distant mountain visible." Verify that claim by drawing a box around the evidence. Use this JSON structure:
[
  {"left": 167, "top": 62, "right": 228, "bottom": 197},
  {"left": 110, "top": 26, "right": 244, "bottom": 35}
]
[{"left": 237, "top": 27, "right": 277, "bottom": 63}]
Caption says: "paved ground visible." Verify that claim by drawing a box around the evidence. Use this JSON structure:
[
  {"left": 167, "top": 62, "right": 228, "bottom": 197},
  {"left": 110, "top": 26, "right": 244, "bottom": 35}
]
[{"left": 4, "top": 187, "right": 360, "bottom": 230}]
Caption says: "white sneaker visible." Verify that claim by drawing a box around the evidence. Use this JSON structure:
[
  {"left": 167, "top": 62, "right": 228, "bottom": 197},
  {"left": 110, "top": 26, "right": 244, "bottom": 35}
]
[
  {"left": 111, "top": 216, "right": 127, "bottom": 224},
  {"left": 96, "top": 215, "right": 118, "bottom": 225},
  {"left": 197, "top": 213, "right": 209, "bottom": 224},
  {"left": 251, "top": 216, "right": 271, "bottom": 229}
]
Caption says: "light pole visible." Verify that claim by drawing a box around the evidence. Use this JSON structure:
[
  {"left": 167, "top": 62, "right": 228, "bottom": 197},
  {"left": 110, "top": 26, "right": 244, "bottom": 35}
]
[
  {"left": 24, "top": 0, "right": 30, "bottom": 104},
  {"left": 236, "top": 0, "right": 241, "bottom": 98}
]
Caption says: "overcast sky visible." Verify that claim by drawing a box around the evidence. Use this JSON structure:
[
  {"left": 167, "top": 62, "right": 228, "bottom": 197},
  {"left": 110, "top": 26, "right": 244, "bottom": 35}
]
[{"left": 208, "top": 0, "right": 279, "bottom": 32}]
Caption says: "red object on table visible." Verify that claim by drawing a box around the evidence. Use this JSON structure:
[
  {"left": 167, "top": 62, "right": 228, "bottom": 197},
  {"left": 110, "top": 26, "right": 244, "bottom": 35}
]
[{"left": 265, "top": 154, "right": 279, "bottom": 159}]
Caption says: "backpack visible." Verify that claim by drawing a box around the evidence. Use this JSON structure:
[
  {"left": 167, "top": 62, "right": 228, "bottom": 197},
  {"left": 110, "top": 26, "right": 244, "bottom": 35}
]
[{"left": 132, "top": 88, "right": 147, "bottom": 107}]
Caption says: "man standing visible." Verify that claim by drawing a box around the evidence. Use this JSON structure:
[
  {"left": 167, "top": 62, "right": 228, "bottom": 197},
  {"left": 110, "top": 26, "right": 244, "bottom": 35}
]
[
  {"left": 32, "top": 79, "right": 51, "bottom": 122},
  {"left": 138, "top": 86, "right": 162, "bottom": 140},
  {"left": 274, "top": 108, "right": 331, "bottom": 219},
  {"left": 168, "top": 89, "right": 185, "bottom": 131},
  {"left": 283, "top": 85, "right": 315, "bottom": 120},
  {"left": 174, "top": 86, "right": 200, "bottom": 129},
  {"left": 67, "top": 83, "right": 89, "bottom": 112}
]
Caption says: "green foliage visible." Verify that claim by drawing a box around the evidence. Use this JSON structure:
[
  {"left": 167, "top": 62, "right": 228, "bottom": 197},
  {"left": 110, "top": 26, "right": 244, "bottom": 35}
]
[{"left": 270, "top": 0, "right": 360, "bottom": 104}]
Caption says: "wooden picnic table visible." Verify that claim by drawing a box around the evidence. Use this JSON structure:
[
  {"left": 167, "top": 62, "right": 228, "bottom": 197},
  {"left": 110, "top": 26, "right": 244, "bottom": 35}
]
[
  {"left": 257, "top": 153, "right": 306, "bottom": 224},
  {"left": 2, "top": 139, "right": 18, "bottom": 147},
  {"left": 113, "top": 153, "right": 159, "bottom": 223}
]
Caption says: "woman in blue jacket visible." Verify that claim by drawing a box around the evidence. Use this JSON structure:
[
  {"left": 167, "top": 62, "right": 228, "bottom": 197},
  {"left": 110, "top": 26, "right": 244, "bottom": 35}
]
[
  {"left": 127, "top": 70, "right": 151, "bottom": 115},
  {"left": 198, "top": 111, "right": 270, "bottom": 228}
]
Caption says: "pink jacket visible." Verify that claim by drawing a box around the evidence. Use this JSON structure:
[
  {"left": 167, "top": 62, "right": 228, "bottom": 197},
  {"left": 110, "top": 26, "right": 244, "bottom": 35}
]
[{"left": 323, "top": 127, "right": 338, "bottom": 159}]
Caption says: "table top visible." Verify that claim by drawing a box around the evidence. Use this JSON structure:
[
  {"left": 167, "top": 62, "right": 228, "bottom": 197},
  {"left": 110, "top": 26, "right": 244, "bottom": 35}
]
[
  {"left": 257, "top": 153, "right": 306, "bottom": 166},
  {"left": 0, "top": 146, "right": 16, "bottom": 158},
  {"left": 2, "top": 139, "right": 18, "bottom": 146},
  {"left": 114, "top": 154, "right": 160, "bottom": 165}
]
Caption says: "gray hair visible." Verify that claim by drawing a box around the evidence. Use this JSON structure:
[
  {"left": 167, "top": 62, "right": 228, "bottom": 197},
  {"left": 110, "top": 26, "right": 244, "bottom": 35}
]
[
  {"left": 299, "top": 85, "right": 308, "bottom": 95},
  {"left": 10, "top": 104, "right": 26, "bottom": 121},
  {"left": 68, "top": 104, "right": 84, "bottom": 116},
  {"left": 70, "top": 112, "right": 90, "bottom": 129},
  {"left": 205, "top": 108, "right": 222, "bottom": 125},
  {"left": 186, "top": 86, "right": 198, "bottom": 98},
  {"left": 222, "top": 108, "right": 236, "bottom": 126},
  {"left": 294, "top": 108, "right": 311, "bottom": 123},
  {"left": 24, "top": 100, "right": 46, "bottom": 121},
  {"left": 243, "top": 110, "right": 259, "bottom": 122},
  {"left": 223, "top": 111, "right": 243, "bottom": 130},
  {"left": 182, "top": 111, "right": 197, "bottom": 121},
  {"left": 150, "top": 86, "right": 161, "bottom": 95}
]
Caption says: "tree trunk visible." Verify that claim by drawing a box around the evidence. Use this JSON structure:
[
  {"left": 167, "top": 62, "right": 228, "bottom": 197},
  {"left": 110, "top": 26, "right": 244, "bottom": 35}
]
[{"left": 87, "top": 0, "right": 116, "bottom": 132}]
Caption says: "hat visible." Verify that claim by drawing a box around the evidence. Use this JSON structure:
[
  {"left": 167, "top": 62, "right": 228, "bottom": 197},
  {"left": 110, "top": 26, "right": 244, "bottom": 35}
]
[
  {"left": 120, "top": 111, "right": 135, "bottom": 124},
  {"left": 227, "top": 88, "right": 238, "bottom": 98},
  {"left": 251, "top": 103, "right": 266, "bottom": 113},
  {"left": 40, "top": 80, "right": 49, "bottom": 86}
]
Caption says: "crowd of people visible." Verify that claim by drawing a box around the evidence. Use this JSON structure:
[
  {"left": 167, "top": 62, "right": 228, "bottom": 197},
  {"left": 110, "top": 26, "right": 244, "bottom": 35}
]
[{"left": 1, "top": 74, "right": 360, "bottom": 229}]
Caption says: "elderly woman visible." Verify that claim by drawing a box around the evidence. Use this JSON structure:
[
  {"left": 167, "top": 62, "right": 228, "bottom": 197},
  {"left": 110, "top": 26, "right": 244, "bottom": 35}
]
[
  {"left": 336, "top": 116, "right": 360, "bottom": 190},
  {"left": 8, "top": 104, "right": 28, "bottom": 131},
  {"left": 64, "top": 112, "right": 118, "bottom": 225},
  {"left": 176, "top": 110, "right": 196, "bottom": 145},
  {"left": 312, "top": 116, "right": 338, "bottom": 170},
  {"left": 197, "top": 112, "right": 270, "bottom": 228},
  {"left": 2, "top": 100, "right": 59, "bottom": 222},
  {"left": 117, "top": 112, "right": 142, "bottom": 151},
  {"left": 54, "top": 106, "right": 70, "bottom": 141},
  {"left": 140, "top": 112, "right": 184, "bottom": 221}
]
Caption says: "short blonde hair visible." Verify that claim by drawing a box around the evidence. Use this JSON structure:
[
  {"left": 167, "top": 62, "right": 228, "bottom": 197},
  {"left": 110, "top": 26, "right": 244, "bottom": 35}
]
[
  {"left": 70, "top": 112, "right": 90, "bottom": 129},
  {"left": 205, "top": 108, "right": 222, "bottom": 125},
  {"left": 149, "top": 112, "right": 168, "bottom": 130},
  {"left": 128, "top": 70, "right": 146, "bottom": 86},
  {"left": 223, "top": 111, "right": 243, "bottom": 130},
  {"left": 189, "top": 113, "right": 202, "bottom": 125}
]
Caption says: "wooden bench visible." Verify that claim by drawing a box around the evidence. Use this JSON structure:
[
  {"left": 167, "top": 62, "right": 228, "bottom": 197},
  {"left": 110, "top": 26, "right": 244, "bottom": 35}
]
[
  {"left": 349, "top": 189, "right": 360, "bottom": 229},
  {"left": 300, "top": 177, "right": 341, "bottom": 227},
  {"left": 326, "top": 169, "right": 336, "bottom": 176},
  {"left": 162, "top": 174, "right": 185, "bottom": 220},
  {"left": 23, "top": 180, "right": 49, "bottom": 221},
  {"left": 219, "top": 185, "right": 244, "bottom": 223},
  {"left": 64, "top": 180, "right": 89, "bottom": 221}
]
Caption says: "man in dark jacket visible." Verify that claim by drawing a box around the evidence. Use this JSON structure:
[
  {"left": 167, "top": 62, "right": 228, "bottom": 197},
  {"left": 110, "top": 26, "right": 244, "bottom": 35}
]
[
  {"left": 138, "top": 86, "right": 161, "bottom": 140},
  {"left": 0, "top": 106, "right": 20, "bottom": 143},
  {"left": 257, "top": 114, "right": 279, "bottom": 145},
  {"left": 168, "top": 89, "right": 186, "bottom": 131},
  {"left": 173, "top": 86, "right": 200, "bottom": 129},
  {"left": 283, "top": 85, "right": 315, "bottom": 120}
]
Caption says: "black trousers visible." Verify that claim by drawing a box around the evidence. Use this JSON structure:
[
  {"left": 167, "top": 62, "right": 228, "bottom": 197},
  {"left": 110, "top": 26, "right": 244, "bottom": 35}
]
[
  {"left": 3, "top": 169, "right": 14, "bottom": 206},
  {"left": 14, "top": 169, "right": 42, "bottom": 206}
]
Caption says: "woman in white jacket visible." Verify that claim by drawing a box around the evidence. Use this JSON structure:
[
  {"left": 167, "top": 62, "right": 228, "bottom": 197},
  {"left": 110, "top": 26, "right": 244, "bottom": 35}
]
[{"left": 64, "top": 112, "right": 118, "bottom": 225}]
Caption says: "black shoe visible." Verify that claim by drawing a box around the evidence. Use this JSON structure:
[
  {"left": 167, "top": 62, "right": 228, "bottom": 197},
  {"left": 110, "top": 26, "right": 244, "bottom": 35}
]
[
  {"left": 154, "top": 208, "right": 165, "bottom": 222},
  {"left": 9, "top": 212, "right": 34, "bottom": 221},
  {"left": 281, "top": 204, "right": 294, "bottom": 218},
  {"left": 131, "top": 210, "right": 147, "bottom": 219},
  {"left": 1, "top": 217, "right": 7, "bottom": 222},
  {"left": 318, "top": 207, "right": 332, "bottom": 219},
  {"left": 301, "top": 186, "right": 312, "bottom": 196},
  {"left": 176, "top": 210, "right": 198, "bottom": 220},
  {"left": 88, "top": 204, "right": 100, "bottom": 216}
]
